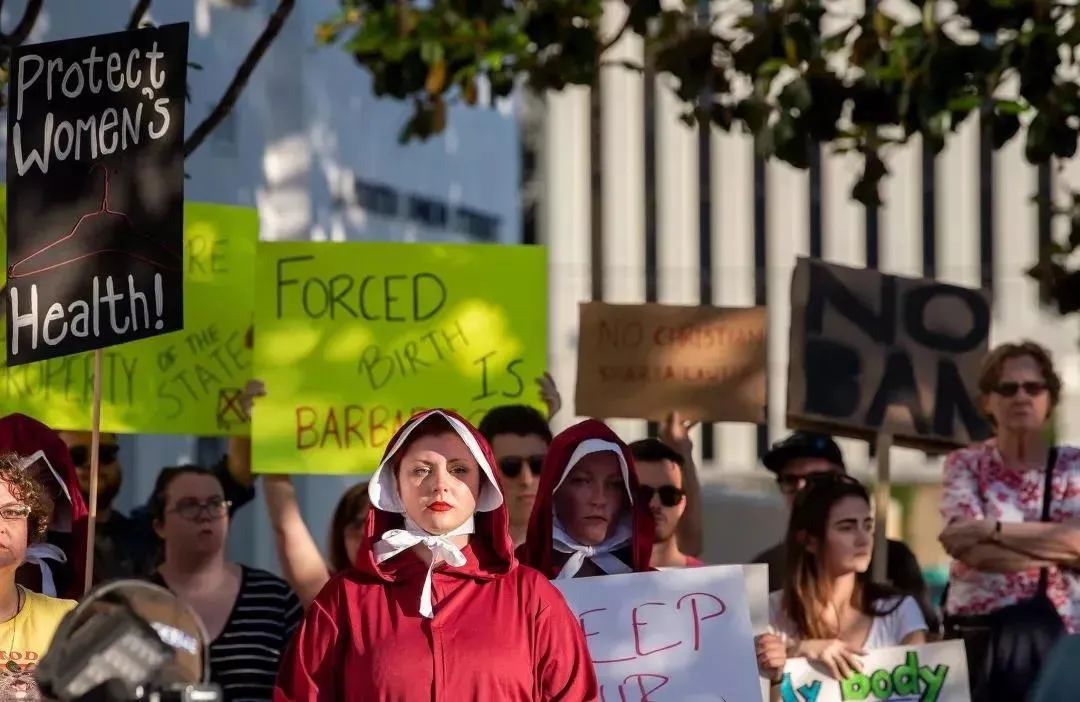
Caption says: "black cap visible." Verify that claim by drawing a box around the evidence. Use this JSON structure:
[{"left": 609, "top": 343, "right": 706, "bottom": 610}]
[
  {"left": 628, "top": 438, "right": 685, "bottom": 467},
  {"left": 762, "top": 431, "right": 845, "bottom": 474}
]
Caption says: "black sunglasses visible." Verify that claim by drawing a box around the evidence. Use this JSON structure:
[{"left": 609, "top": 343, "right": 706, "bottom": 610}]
[
  {"left": 69, "top": 444, "right": 120, "bottom": 467},
  {"left": 994, "top": 381, "right": 1048, "bottom": 398},
  {"left": 498, "top": 455, "right": 544, "bottom": 479},
  {"left": 640, "top": 484, "right": 686, "bottom": 507}
]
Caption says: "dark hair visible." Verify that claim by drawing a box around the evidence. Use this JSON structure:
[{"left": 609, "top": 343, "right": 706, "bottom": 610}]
[
  {"left": 0, "top": 453, "right": 49, "bottom": 542},
  {"left": 477, "top": 405, "right": 552, "bottom": 444},
  {"left": 978, "top": 340, "right": 1062, "bottom": 414},
  {"left": 781, "top": 473, "right": 900, "bottom": 640},
  {"left": 149, "top": 465, "right": 222, "bottom": 523},
  {"left": 328, "top": 482, "right": 370, "bottom": 573},
  {"left": 628, "top": 438, "right": 685, "bottom": 469}
]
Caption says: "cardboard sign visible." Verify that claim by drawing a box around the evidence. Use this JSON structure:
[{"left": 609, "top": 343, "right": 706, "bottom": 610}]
[
  {"left": 252, "top": 241, "right": 547, "bottom": 475},
  {"left": 6, "top": 24, "right": 189, "bottom": 366},
  {"left": 0, "top": 199, "right": 257, "bottom": 436},
  {"left": 788, "top": 258, "right": 992, "bottom": 451},
  {"left": 553, "top": 566, "right": 762, "bottom": 702},
  {"left": 575, "top": 302, "right": 767, "bottom": 422},
  {"left": 781, "top": 641, "right": 971, "bottom": 702}
]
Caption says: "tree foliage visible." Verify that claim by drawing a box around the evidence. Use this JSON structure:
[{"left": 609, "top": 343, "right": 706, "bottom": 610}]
[{"left": 320, "top": 0, "right": 1080, "bottom": 312}]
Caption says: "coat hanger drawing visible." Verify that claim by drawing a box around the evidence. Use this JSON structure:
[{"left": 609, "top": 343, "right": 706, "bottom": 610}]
[{"left": 8, "top": 162, "right": 182, "bottom": 280}]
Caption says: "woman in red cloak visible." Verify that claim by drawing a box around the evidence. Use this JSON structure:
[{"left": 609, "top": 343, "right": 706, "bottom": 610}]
[
  {"left": 518, "top": 419, "right": 653, "bottom": 578},
  {"left": 0, "top": 414, "right": 88, "bottom": 599},
  {"left": 273, "top": 409, "right": 598, "bottom": 701}
]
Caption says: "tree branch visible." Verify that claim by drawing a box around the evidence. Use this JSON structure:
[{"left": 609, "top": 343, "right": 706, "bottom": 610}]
[
  {"left": 0, "top": 0, "right": 42, "bottom": 48},
  {"left": 183, "top": 0, "right": 295, "bottom": 158},
  {"left": 127, "top": 0, "right": 153, "bottom": 31}
]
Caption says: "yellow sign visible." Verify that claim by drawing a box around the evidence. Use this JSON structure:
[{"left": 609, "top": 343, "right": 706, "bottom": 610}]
[
  {"left": 0, "top": 196, "right": 257, "bottom": 436},
  {"left": 253, "top": 240, "right": 547, "bottom": 475}
]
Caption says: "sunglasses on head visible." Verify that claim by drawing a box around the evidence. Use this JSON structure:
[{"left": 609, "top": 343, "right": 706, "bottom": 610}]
[
  {"left": 69, "top": 444, "right": 120, "bottom": 468},
  {"left": 498, "top": 455, "right": 544, "bottom": 479},
  {"left": 994, "top": 381, "right": 1048, "bottom": 398},
  {"left": 777, "top": 469, "right": 846, "bottom": 495},
  {"left": 639, "top": 484, "right": 686, "bottom": 507}
]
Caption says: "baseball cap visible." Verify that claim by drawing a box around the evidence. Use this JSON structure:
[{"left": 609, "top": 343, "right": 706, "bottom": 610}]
[{"left": 762, "top": 431, "right": 845, "bottom": 474}]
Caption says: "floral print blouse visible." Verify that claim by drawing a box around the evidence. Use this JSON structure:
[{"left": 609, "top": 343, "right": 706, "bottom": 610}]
[{"left": 941, "top": 440, "right": 1080, "bottom": 633}]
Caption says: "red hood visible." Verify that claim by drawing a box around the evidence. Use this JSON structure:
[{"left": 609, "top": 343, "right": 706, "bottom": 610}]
[
  {"left": 357, "top": 409, "right": 516, "bottom": 582},
  {"left": 518, "top": 418, "right": 653, "bottom": 578},
  {"left": 0, "top": 413, "right": 88, "bottom": 598}
]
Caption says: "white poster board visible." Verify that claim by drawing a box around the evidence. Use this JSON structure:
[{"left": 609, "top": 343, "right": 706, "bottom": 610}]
[
  {"left": 742, "top": 563, "right": 771, "bottom": 702},
  {"left": 781, "top": 640, "right": 971, "bottom": 702},
  {"left": 554, "top": 565, "right": 761, "bottom": 701}
]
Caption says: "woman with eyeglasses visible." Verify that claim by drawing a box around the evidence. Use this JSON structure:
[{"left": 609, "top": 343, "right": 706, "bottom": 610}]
[
  {"left": 149, "top": 465, "right": 301, "bottom": 702},
  {"left": 0, "top": 453, "right": 77, "bottom": 699},
  {"left": 755, "top": 474, "right": 927, "bottom": 690},
  {"left": 939, "top": 341, "right": 1080, "bottom": 700}
]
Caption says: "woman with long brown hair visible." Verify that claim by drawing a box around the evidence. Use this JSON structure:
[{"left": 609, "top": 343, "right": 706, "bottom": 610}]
[{"left": 756, "top": 474, "right": 927, "bottom": 684}]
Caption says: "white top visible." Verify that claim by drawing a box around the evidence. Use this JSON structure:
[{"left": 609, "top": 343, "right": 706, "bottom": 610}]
[{"left": 767, "top": 591, "right": 927, "bottom": 650}]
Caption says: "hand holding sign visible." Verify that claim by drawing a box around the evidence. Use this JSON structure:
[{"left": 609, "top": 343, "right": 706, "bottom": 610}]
[{"left": 798, "top": 639, "right": 866, "bottom": 681}]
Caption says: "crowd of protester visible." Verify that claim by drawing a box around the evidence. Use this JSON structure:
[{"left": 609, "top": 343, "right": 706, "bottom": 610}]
[{"left": 0, "top": 339, "right": 1074, "bottom": 700}]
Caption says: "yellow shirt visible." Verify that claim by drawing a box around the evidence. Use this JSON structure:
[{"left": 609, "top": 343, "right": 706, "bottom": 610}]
[{"left": 0, "top": 588, "right": 76, "bottom": 697}]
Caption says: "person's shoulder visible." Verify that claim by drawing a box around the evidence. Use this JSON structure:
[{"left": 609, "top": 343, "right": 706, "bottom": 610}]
[
  {"left": 946, "top": 442, "right": 994, "bottom": 464},
  {"left": 24, "top": 590, "right": 77, "bottom": 621},
  {"left": 241, "top": 566, "right": 298, "bottom": 598},
  {"left": 885, "top": 538, "right": 917, "bottom": 561},
  {"left": 509, "top": 564, "right": 573, "bottom": 609}
]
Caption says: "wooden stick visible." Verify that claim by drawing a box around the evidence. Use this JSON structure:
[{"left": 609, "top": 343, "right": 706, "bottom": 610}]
[
  {"left": 872, "top": 428, "right": 893, "bottom": 584},
  {"left": 83, "top": 348, "right": 103, "bottom": 596}
]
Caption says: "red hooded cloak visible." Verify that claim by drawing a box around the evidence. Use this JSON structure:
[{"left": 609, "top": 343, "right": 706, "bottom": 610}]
[
  {"left": 273, "top": 409, "right": 598, "bottom": 702},
  {"left": 0, "top": 413, "right": 88, "bottom": 599},
  {"left": 518, "top": 419, "right": 653, "bottom": 579}
]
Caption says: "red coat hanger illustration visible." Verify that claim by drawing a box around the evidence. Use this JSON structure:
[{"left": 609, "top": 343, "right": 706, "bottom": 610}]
[{"left": 8, "top": 162, "right": 182, "bottom": 280}]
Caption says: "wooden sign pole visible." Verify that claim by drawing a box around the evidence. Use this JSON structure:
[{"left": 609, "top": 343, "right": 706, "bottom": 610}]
[
  {"left": 871, "top": 414, "right": 899, "bottom": 585},
  {"left": 82, "top": 348, "right": 103, "bottom": 595}
]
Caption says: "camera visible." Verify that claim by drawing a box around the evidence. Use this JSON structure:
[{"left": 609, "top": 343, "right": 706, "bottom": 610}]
[{"left": 35, "top": 582, "right": 221, "bottom": 702}]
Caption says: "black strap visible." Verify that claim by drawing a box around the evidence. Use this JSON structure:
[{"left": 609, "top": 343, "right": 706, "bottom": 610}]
[{"left": 1038, "top": 447, "right": 1058, "bottom": 594}]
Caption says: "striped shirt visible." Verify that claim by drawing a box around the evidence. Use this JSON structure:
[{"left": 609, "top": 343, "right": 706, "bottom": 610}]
[{"left": 152, "top": 566, "right": 302, "bottom": 701}]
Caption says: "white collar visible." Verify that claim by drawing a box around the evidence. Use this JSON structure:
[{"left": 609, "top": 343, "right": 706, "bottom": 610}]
[
  {"left": 552, "top": 516, "right": 633, "bottom": 579},
  {"left": 373, "top": 516, "right": 475, "bottom": 618}
]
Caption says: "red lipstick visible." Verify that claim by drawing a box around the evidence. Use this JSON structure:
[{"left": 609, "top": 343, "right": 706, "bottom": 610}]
[{"left": 428, "top": 501, "right": 452, "bottom": 512}]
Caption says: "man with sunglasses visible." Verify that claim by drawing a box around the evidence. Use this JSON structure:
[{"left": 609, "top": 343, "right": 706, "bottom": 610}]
[
  {"left": 59, "top": 430, "right": 256, "bottom": 584},
  {"left": 478, "top": 405, "right": 553, "bottom": 547},
  {"left": 629, "top": 438, "right": 703, "bottom": 568},
  {"left": 751, "top": 430, "right": 938, "bottom": 632}
]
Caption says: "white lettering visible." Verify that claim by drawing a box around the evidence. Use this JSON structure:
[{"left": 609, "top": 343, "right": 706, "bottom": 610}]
[
  {"left": 98, "top": 108, "right": 118, "bottom": 155},
  {"left": 9, "top": 286, "right": 39, "bottom": 356},
  {"left": 148, "top": 98, "right": 170, "bottom": 140},
  {"left": 15, "top": 55, "right": 43, "bottom": 121},
  {"left": 83, "top": 46, "right": 103, "bottom": 94},
  {"left": 61, "top": 61, "right": 84, "bottom": 99},
  {"left": 106, "top": 52, "right": 123, "bottom": 91},
  {"left": 12, "top": 114, "right": 51, "bottom": 176},
  {"left": 42, "top": 303, "right": 68, "bottom": 345}
]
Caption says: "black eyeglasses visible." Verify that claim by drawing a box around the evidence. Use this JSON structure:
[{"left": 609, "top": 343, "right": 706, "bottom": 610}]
[
  {"left": 639, "top": 484, "right": 686, "bottom": 507},
  {"left": 168, "top": 497, "right": 232, "bottom": 521},
  {"left": 498, "top": 455, "right": 544, "bottom": 479},
  {"left": 69, "top": 444, "right": 119, "bottom": 467},
  {"left": 994, "top": 381, "right": 1048, "bottom": 398}
]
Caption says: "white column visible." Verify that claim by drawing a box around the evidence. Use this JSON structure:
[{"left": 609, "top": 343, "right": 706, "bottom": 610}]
[
  {"left": 935, "top": 116, "right": 981, "bottom": 288},
  {"left": 712, "top": 130, "right": 758, "bottom": 473},
  {"left": 766, "top": 161, "right": 810, "bottom": 455},
  {"left": 600, "top": 1, "right": 647, "bottom": 443},
  {"left": 540, "top": 87, "right": 592, "bottom": 433},
  {"left": 656, "top": 72, "right": 704, "bottom": 466}
]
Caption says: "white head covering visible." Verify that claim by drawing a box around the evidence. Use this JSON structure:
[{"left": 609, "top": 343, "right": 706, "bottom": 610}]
[
  {"left": 367, "top": 410, "right": 502, "bottom": 617},
  {"left": 368, "top": 410, "right": 503, "bottom": 513},
  {"left": 551, "top": 438, "right": 635, "bottom": 579}
]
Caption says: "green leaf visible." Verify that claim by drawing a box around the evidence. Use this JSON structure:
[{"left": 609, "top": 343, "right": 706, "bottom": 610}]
[
  {"left": 946, "top": 94, "right": 982, "bottom": 113},
  {"left": 994, "top": 99, "right": 1028, "bottom": 116},
  {"left": 420, "top": 40, "right": 444, "bottom": 65},
  {"left": 779, "top": 77, "right": 812, "bottom": 112}
]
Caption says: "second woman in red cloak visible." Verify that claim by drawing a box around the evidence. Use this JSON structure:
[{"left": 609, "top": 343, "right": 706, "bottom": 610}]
[{"left": 273, "top": 409, "right": 597, "bottom": 701}]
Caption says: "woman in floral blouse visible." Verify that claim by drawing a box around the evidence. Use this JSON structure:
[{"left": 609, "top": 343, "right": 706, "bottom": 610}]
[{"left": 939, "top": 340, "right": 1080, "bottom": 698}]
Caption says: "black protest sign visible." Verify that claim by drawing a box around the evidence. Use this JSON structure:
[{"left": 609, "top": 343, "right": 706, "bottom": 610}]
[
  {"left": 788, "top": 258, "right": 993, "bottom": 451},
  {"left": 5, "top": 24, "right": 188, "bottom": 366}
]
